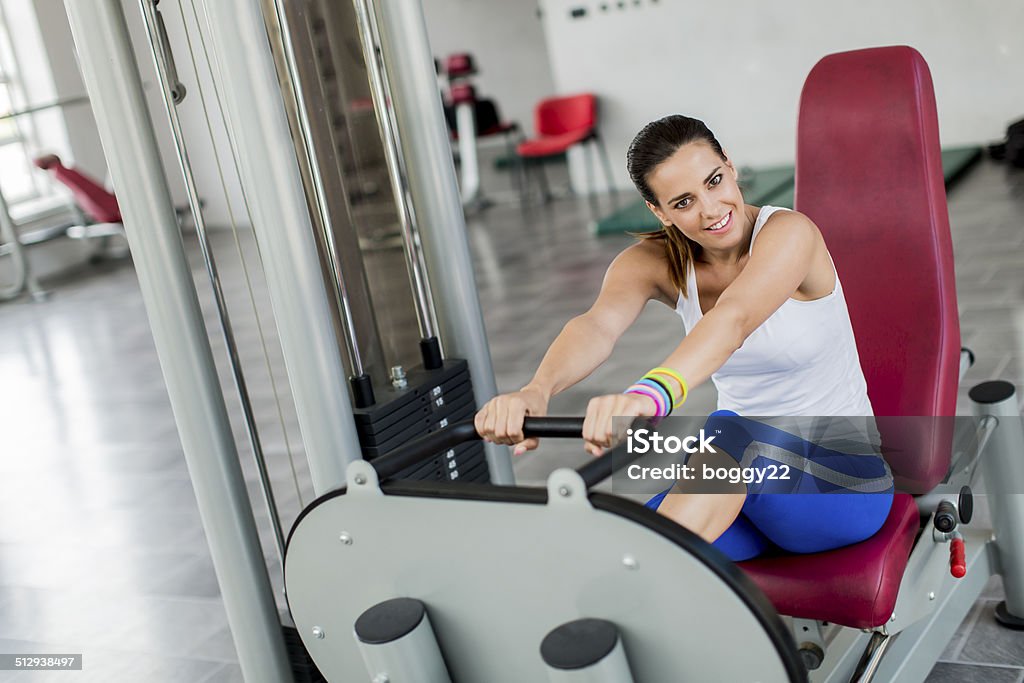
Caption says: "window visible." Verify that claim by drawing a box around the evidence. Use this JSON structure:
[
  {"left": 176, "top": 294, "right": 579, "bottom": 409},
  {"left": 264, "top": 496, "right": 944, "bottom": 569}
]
[{"left": 0, "top": 2, "right": 51, "bottom": 207}]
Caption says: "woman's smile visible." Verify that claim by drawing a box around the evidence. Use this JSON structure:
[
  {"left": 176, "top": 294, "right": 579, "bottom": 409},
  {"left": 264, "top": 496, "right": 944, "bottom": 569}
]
[{"left": 705, "top": 210, "right": 733, "bottom": 234}]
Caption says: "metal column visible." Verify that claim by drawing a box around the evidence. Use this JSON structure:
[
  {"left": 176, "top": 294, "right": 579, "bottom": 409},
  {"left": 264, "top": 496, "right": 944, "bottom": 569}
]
[
  {"left": 372, "top": 0, "right": 514, "bottom": 484},
  {"left": 0, "top": 190, "right": 30, "bottom": 301},
  {"left": 197, "top": 0, "right": 363, "bottom": 493},
  {"left": 971, "top": 381, "right": 1024, "bottom": 623},
  {"left": 60, "top": 2, "right": 292, "bottom": 681}
]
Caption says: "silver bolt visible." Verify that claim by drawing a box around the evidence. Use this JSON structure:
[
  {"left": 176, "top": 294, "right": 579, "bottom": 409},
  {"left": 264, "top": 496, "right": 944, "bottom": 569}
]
[
  {"left": 928, "top": 592, "right": 936, "bottom": 601},
  {"left": 390, "top": 365, "right": 408, "bottom": 389},
  {"left": 312, "top": 626, "right": 325, "bottom": 639},
  {"left": 622, "top": 555, "right": 638, "bottom": 570},
  {"left": 339, "top": 532, "right": 353, "bottom": 545},
  {"left": 354, "top": 474, "right": 366, "bottom": 485},
  {"left": 559, "top": 485, "right": 571, "bottom": 497}
]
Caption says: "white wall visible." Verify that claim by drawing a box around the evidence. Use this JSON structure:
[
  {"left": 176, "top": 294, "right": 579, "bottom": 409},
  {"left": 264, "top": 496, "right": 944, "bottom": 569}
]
[
  {"left": 31, "top": 0, "right": 246, "bottom": 228},
  {"left": 421, "top": 0, "right": 556, "bottom": 135},
  {"left": 539, "top": 0, "right": 1024, "bottom": 189},
  {"left": 30, "top": 0, "right": 109, "bottom": 184}
]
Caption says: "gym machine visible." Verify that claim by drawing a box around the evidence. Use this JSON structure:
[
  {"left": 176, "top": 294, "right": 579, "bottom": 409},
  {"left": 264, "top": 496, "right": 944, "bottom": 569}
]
[
  {"left": 0, "top": 96, "right": 93, "bottom": 303},
  {"left": 65, "top": 0, "right": 510, "bottom": 678},
  {"left": 283, "top": 46, "right": 1024, "bottom": 682},
  {"left": 62, "top": 0, "right": 1023, "bottom": 678}
]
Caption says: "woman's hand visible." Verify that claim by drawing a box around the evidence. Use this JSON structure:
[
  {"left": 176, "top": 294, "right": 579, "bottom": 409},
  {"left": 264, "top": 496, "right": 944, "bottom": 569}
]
[
  {"left": 474, "top": 386, "right": 550, "bottom": 455},
  {"left": 582, "top": 392, "right": 658, "bottom": 456}
]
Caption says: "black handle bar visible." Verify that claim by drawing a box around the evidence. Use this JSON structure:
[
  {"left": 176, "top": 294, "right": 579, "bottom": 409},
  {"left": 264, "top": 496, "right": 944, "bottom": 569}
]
[{"left": 371, "top": 416, "right": 651, "bottom": 490}]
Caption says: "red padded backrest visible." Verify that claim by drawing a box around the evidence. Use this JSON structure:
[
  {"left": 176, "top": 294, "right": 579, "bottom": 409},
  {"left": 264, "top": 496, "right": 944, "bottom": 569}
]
[
  {"left": 37, "top": 158, "right": 122, "bottom": 224},
  {"left": 795, "top": 46, "right": 959, "bottom": 491},
  {"left": 445, "top": 53, "right": 476, "bottom": 79},
  {"left": 535, "top": 94, "right": 596, "bottom": 137}
]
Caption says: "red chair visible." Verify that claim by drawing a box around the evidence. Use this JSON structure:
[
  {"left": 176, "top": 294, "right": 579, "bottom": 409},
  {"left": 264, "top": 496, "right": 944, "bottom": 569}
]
[
  {"left": 34, "top": 154, "right": 122, "bottom": 224},
  {"left": 737, "top": 44, "right": 960, "bottom": 652},
  {"left": 516, "top": 93, "right": 616, "bottom": 215}
]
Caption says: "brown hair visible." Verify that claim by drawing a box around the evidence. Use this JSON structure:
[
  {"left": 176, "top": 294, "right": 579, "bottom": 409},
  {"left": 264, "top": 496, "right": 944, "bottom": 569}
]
[{"left": 626, "top": 115, "right": 727, "bottom": 298}]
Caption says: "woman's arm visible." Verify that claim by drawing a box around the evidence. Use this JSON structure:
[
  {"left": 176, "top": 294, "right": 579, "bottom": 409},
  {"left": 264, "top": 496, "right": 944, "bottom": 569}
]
[
  {"left": 475, "top": 243, "right": 667, "bottom": 451},
  {"left": 663, "top": 211, "right": 824, "bottom": 386},
  {"left": 526, "top": 245, "right": 667, "bottom": 398}
]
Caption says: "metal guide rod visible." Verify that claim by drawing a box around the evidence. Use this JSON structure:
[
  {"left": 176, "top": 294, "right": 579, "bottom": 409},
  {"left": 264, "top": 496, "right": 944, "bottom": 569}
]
[
  {"left": 197, "top": 0, "right": 364, "bottom": 492},
  {"left": 352, "top": 0, "right": 439, "bottom": 343},
  {"left": 137, "top": 0, "right": 285, "bottom": 564},
  {"left": 176, "top": 0, "right": 305, "bottom": 506},
  {"left": 371, "top": 0, "right": 513, "bottom": 484},
  {"left": 0, "top": 185, "right": 47, "bottom": 302},
  {"left": 262, "top": 0, "right": 368, "bottom": 378},
  {"left": 153, "top": 5, "right": 186, "bottom": 103},
  {"left": 60, "top": 1, "right": 292, "bottom": 680},
  {"left": 0, "top": 189, "right": 29, "bottom": 301}
]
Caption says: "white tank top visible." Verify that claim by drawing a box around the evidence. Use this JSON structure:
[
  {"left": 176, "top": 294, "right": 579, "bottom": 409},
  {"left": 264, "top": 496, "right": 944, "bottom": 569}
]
[{"left": 675, "top": 206, "right": 874, "bottom": 417}]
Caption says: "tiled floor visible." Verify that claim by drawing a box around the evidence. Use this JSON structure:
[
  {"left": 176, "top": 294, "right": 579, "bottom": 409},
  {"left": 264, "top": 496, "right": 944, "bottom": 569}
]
[{"left": 0, "top": 156, "right": 1022, "bottom": 681}]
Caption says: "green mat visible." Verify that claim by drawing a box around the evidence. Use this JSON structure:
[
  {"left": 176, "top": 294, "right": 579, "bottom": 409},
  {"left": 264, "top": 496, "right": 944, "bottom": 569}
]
[
  {"left": 493, "top": 152, "right": 565, "bottom": 170},
  {"left": 594, "top": 146, "right": 982, "bottom": 235}
]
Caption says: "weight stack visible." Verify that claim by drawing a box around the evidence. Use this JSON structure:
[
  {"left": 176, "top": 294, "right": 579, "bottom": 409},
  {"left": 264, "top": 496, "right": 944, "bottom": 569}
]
[
  {"left": 353, "top": 358, "right": 490, "bottom": 483},
  {"left": 283, "top": 624, "right": 327, "bottom": 683}
]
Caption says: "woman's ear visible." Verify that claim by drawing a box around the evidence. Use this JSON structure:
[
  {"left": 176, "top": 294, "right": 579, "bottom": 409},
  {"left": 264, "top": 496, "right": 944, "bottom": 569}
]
[
  {"left": 646, "top": 200, "right": 673, "bottom": 228},
  {"left": 723, "top": 152, "right": 738, "bottom": 179}
]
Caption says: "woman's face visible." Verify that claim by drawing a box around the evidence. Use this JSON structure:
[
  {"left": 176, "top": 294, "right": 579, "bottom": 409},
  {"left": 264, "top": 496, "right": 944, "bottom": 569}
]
[{"left": 646, "top": 141, "right": 746, "bottom": 251}]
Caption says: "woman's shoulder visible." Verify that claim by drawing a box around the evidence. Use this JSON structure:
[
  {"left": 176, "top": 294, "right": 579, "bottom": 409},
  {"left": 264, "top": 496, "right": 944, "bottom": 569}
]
[
  {"left": 625, "top": 237, "right": 670, "bottom": 261},
  {"left": 758, "top": 206, "right": 817, "bottom": 231},
  {"left": 753, "top": 207, "right": 823, "bottom": 249},
  {"left": 610, "top": 240, "right": 677, "bottom": 306},
  {"left": 753, "top": 207, "right": 836, "bottom": 299}
]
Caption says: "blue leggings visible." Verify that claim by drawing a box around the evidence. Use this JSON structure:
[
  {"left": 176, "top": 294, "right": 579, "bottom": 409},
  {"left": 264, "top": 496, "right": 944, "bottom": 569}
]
[{"left": 644, "top": 411, "right": 895, "bottom": 561}]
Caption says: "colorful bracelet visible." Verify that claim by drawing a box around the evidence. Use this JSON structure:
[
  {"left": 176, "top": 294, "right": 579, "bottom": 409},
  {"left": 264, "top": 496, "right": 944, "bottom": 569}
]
[
  {"left": 635, "top": 378, "right": 672, "bottom": 412},
  {"left": 640, "top": 375, "right": 675, "bottom": 408},
  {"left": 625, "top": 366, "right": 689, "bottom": 418},
  {"left": 646, "top": 366, "right": 689, "bottom": 409},
  {"left": 625, "top": 384, "right": 668, "bottom": 417}
]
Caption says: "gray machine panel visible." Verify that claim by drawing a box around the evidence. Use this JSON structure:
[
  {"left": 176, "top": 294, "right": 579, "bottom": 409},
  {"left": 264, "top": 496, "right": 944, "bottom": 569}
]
[{"left": 285, "top": 463, "right": 804, "bottom": 682}]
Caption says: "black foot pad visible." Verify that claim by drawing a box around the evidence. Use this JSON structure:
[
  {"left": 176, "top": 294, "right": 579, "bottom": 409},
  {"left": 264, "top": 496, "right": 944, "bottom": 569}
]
[{"left": 995, "top": 601, "right": 1024, "bottom": 630}]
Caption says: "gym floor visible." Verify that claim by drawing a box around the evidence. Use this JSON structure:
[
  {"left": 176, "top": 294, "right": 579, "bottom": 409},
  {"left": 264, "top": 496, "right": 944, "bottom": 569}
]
[{"left": 0, "top": 156, "right": 1022, "bottom": 681}]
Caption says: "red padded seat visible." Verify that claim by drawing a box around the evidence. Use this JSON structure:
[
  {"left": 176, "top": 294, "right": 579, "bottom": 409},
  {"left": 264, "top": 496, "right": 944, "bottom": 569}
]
[
  {"left": 739, "top": 493, "right": 919, "bottom": 628},
  {"left": 738, "top": 46, "right": 960, "bottom": 628},
  {"left": 517, "top": 129, "right": 593, "bottom": 157}
]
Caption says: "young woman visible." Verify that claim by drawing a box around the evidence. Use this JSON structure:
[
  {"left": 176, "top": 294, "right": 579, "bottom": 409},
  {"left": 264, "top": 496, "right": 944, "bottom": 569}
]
[{"left": 474, "top": 115, "right": 893, "bottom": 561}]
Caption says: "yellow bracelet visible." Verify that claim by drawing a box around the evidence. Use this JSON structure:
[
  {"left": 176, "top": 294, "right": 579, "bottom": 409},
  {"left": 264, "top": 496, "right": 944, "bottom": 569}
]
[{"left": 647, "top": 366, "right": 688, "bottom": 408}]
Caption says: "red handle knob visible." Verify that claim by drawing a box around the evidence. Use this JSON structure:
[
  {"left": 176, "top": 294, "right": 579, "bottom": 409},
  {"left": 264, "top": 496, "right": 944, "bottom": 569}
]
[{"left": 950, "top": 537, "right": 966, "bottom": 578}]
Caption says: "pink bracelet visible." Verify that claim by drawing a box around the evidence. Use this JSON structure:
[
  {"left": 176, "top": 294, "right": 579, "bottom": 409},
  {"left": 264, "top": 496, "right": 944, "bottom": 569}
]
[{"left": 625, "top": 384, "right": 667, "bottom": 417}]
